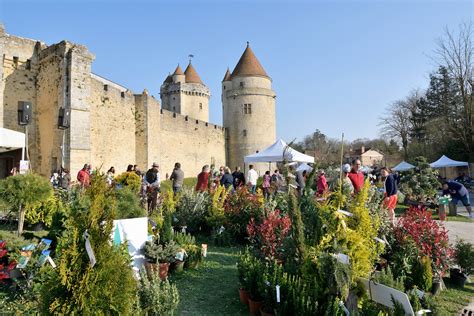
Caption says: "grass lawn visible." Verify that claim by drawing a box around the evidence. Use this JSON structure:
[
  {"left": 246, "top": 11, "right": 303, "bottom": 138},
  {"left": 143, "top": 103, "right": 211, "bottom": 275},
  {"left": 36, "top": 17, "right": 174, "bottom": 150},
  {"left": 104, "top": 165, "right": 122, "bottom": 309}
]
[
  {"left": 0, "top": 222, "right": 50, "bottom": 249},
  {"left": 172, "top": 246, "right": 247, "bottom": 315},
  {"left": 160, "top": 178, "right": 197, "bottom": 192},
  {"left": 431, "top": 278, "right": 474, "bottom": 315}
]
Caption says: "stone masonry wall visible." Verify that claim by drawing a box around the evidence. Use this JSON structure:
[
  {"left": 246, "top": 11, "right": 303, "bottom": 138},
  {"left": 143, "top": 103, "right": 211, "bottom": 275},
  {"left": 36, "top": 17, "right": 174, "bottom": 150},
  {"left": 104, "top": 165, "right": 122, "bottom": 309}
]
[
  {"left": 1, "top": 32, "right": 46, "bottom": 172},
  {"left": 157, "top": 110, "right": 226, "bottom": 178},
  {"left": 88, "top": 76, "right": 136, "bottom": 174}
]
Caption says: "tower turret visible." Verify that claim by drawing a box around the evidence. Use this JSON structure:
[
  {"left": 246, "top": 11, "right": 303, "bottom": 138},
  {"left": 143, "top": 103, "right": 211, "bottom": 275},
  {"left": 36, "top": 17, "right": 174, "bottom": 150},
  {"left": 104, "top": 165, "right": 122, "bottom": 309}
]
[
  {"left": 172, "top": 64, "right": 185, "bottom": 83},
  {"left": 222, "top": 43, "right": 276, "bottom": 173},
  {"left": 160, "top": 61, "right": 210, "bottom": 121}
]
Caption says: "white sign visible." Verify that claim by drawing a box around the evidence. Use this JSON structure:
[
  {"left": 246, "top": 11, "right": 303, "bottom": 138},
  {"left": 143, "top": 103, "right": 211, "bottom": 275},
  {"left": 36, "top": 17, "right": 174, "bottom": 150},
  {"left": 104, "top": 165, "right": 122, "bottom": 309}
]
[
  {"left": 19, "top": 160, "right": 29, "bottom": 174},
  {"left": 111, "top": 217, "right": 148, "bottom": 275}
]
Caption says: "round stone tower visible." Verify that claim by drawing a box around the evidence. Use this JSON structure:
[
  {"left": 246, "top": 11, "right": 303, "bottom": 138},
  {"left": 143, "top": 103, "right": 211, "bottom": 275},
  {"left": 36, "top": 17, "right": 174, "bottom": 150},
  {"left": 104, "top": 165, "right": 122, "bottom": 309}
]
[
  {"left": 222, "top": 43, "right": 276, "bottom": 172},
  {"left": 160, "top": 62, "right": 210, "bottom": 122}
]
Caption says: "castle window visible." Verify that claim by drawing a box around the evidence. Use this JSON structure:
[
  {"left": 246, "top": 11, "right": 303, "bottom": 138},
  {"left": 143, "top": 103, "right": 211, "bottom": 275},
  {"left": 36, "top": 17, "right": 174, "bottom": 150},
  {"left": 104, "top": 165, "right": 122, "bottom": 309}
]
[
  {"left": 173, "top": 106, "right": 176, "bottom": 112},
  {"left": 243, "top": 104, "right": 252, "bottom": 115},
  {"left": 104, "top": 84, "right": 108, "bottom": 91},
  {"left": 243, "top": 129, "right": 247, "bottom": 137},
  {"left": 199, "top": 103, "right": 203, "bottom": 110},
  {"left": 239, "top": 81, "right": 244, "bottom": 88},
  {"left": 25, "top": 59, "right": 31, "bottom": 70},
  {"left": 13, "top": 56, "right": 19, "bottom": 68},
  {"left": 121, "top": 91, "right": 125, "bottom": 98}
]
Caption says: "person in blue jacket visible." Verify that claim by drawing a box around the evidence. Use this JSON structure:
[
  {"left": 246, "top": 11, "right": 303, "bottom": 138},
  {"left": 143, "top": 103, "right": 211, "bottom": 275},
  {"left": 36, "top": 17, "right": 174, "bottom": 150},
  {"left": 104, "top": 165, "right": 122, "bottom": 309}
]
[{"left": 442, "top": 181, "right": 473, "bottom": 218}]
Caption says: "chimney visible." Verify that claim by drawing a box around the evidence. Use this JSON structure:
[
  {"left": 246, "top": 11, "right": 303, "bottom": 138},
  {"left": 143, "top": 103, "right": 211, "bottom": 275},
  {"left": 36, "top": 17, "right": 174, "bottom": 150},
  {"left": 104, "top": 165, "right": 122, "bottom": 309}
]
[{"left": 361, "top": 146, "right": 365, "bottom": 154}]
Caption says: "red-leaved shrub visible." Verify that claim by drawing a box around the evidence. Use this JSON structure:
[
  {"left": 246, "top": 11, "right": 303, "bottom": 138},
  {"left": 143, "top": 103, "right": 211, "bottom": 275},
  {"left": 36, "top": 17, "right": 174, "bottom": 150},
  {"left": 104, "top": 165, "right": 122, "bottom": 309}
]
[
  {"left": 0, "top": 241, "right": 16, "bottom": 282},
  {"left": 395, "top": 205, "right": 452, "bottom": 275},
  {"left": 247, "top": 209, "right": 291, "bottom": 261}
]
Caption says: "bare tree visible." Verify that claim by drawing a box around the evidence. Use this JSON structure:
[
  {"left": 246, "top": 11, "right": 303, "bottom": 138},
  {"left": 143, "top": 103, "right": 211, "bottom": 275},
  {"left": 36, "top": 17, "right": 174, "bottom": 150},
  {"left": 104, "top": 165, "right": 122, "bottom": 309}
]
[
  {"left": 433, "top": 22, "right": 474, "bottom": 159},
  {"left": 379, "top": 99, "right": 412, "bottom": 159}
]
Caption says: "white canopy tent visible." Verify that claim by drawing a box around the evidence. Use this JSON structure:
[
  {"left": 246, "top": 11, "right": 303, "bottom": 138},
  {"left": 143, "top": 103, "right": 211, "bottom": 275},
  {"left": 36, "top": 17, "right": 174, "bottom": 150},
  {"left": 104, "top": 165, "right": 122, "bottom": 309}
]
[
  {"left": 430, "top": 155, "right": 470, "bottom": 179},
  {"left": 0, "top": 128, "right": 25, "bottom": 153},
  {"left": 244, "top": 139, "right": 315, "bottom": 164},
  {"left": 430, "top": 155, "right": 469, "bottom": 168},
  {"left": 392, "top": 161, "right": 415, "bottom": 172},
  {"left": 296, "top": 163, "right": 313, "bottom": 173}
]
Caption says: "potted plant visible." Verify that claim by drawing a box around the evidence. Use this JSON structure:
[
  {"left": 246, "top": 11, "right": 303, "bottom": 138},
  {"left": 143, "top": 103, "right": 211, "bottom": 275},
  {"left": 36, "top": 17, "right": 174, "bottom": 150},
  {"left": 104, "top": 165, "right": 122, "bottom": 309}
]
[
  {"left": 184, "top": 244, "right": 202, "bottom": 270},
  {"left": 144, "top": 240, "right": 179, "bottom": 280},
  {"left": 144, "top": 240, "right": 160, "bottom": 277},
  {"left": 451, "top": 239, "right": 474, "bottom": 287},
  {"left": 172, "top": 248, "right": 186, "bottom": 274},
  {"left": 246, "top": 258, "right": 265, "bottom": 315},
  {"left": 237, "top": 250, "right": 252, "bottom": 305}
]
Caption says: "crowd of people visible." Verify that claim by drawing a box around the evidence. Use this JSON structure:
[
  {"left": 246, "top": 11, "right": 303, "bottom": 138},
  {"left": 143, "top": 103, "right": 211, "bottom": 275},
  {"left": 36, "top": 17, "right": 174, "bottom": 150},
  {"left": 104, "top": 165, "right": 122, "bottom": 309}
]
[{"left": 20, "top": 155, "right": 471, "bottom": 220}]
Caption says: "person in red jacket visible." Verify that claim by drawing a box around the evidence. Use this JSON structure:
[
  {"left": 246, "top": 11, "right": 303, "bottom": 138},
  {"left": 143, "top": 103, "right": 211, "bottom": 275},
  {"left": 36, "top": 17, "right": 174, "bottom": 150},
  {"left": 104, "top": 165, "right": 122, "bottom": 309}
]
[
  {"left": 195, "top": 165, "right": 210, "bottom": 192},
  {"left": 317, "top": 169, "right": 328, "bottom": 195},
  {"left": 77, "top": 164, "right": 91, "bottom": 187},
  {"left": 348, "top": 159, "right": 364, "bottom": 193}
]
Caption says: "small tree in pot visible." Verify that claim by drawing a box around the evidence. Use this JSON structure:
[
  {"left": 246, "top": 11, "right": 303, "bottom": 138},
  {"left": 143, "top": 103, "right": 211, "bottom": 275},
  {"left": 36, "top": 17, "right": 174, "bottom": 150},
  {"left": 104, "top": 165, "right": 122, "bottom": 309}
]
[
  {"left": 144, "top": 240, "right": 179, "bottom": 280},
  {"left": 451, "top": 239, "right": 474, "bottom": 287}
]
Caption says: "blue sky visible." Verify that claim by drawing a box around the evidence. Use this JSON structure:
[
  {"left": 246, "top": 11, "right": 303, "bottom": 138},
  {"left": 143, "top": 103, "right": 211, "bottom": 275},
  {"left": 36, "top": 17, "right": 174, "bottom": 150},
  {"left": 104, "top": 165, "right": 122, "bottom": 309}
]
[{"left": 1, "top": 0, "right": 472, "bottom": 142}]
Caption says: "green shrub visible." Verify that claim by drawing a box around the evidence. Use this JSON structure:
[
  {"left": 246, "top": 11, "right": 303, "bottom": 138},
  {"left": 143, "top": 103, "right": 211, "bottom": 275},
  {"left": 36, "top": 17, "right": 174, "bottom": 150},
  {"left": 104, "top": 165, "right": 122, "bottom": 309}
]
[
  {"left": 114, "top": 187, "right": 146, "bottom": 219},
  {"left": 144, "top": 240, "right": 180, "bottom": 264},
  {"left": 115, "top": 171, "right": 141, "bottom": 194},
  {"left": 373, "top": 266, "right": 406, "bottom": 292},
  {"left": 138, "top": 270, "right": 179, "bottom": 315},
  {"left": 38, "top": 173, "right": 138, "bottom": 314},
  {"left": 412, "top": 256, "right": 433, "bottom": 292},
  {"left": 399, "top": 157, "right": 439, "bottom": 203},
  {"left": 174, "top": 187, "right": 209, "bottom": 232},
  {"left": 454, "top": 239, "right": 474, "bottom": 275},
  {"left": 0, "top": 173, "right": 53, "bottom": 235}
]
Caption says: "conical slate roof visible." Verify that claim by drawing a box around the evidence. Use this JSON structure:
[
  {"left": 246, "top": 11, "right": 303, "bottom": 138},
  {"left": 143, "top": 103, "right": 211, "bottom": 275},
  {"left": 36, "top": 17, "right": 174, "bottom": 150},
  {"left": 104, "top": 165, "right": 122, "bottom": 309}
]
[
  {"left": 231, "top": 43, "right": 269, "bottom": 78},
  {"left": 184, "top": 62, "right": 203, "bottom": 84},
  {"left": 173, "top": 65, "right": 184, "bottom": 75},
  {"left": 222, "top": 68, "right": 232, "bottom": 82}
]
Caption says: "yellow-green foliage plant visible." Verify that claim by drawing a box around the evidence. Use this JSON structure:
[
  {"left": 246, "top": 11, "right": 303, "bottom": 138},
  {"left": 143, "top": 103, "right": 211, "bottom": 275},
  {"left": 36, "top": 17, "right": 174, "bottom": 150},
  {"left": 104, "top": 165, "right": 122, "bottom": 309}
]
[
  {"left": 39, "top": 173, "right": 138, "bottom": 314},
  {"left": 160, "top": 192, "right": 178, "bottom": 243},
  {"left": 115, "top": 171, "right": 141, "bottom": 194},
  {"left": 309, "top": 181, "right": 383, "bottom": 283},
  {"left": 206, "top": 185, "right": 229, "bottom": 229}
]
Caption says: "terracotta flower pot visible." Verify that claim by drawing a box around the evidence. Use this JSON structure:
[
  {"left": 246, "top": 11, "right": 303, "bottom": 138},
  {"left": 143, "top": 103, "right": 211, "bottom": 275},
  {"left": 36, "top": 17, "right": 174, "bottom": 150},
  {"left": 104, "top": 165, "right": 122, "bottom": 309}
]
[
  {"left": 248, "top": 298, "right": 263, "bottom": 315},
  {"left": 239, "top": 288, "right": 249, "bottom": 305},
  {"left": 159, "top": 262, "right": 170, "bottom": 280}
]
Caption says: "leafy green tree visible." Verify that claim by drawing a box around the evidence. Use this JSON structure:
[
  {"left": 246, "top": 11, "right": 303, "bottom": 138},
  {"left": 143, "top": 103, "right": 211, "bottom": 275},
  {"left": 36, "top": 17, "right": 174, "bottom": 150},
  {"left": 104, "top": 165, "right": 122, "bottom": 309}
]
[
  {"left": 400, "top": 157, "right": 439, "bottom": 203},
  {"left": 0, "top": 173, "right": 53, "bottom": 235},
  {"left": 39, "top": 173, "right": 137, "bottom": 314}
]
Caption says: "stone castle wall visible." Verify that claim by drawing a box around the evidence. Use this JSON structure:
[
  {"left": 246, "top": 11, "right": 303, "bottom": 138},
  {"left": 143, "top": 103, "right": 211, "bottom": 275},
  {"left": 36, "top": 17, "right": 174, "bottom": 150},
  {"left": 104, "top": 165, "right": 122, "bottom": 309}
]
[
  {"left": 1, "top": 29, "right": 227, "bottom": 180},
  {"left": 156, "top": 109, "right": 226, "bottom": 178},
  {"left": 88, "top": 75, "right": 137, "bottom": 173}
]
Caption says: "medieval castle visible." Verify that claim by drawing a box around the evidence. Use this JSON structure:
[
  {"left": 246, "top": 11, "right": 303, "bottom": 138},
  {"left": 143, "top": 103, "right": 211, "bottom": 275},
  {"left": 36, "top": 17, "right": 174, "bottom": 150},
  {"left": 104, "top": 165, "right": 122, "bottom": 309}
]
[{"left": 0, "top": 25, "right": 276, "bottom": 178}]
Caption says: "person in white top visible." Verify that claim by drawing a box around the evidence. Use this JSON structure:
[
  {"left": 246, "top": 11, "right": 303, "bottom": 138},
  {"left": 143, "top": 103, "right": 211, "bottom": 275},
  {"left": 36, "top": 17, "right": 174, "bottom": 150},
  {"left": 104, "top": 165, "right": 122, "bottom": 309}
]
[{"left": 247, "top": 164, "right": 259, "bottom": 194}]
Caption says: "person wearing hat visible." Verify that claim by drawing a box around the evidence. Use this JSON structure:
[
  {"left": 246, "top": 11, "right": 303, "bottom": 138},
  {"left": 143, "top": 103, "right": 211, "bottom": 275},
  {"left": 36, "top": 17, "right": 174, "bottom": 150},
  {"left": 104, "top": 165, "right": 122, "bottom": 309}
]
[
  {"left": 341, "top": 164, "right": 354, "bottom": 195},
  {"left": 144, "top": 163, "right": 161, "bottom": 212},
  {"left": 317, "top": 169, "right": 328, "bottom": 196}
]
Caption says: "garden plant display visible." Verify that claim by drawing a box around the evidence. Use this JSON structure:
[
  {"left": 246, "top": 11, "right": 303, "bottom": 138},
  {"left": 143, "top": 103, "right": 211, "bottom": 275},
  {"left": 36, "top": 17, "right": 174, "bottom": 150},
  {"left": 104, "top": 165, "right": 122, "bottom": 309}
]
[{"left": 0, "top": 159, "right": 472, "bottom": 314}]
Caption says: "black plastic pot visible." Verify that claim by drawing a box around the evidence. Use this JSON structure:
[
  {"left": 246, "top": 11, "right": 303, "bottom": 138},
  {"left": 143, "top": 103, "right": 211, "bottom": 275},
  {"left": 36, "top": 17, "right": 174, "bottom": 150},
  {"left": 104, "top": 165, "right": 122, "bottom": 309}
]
[
  {"left": 450, "top": 268, "right": 468, "bottom": 287},
  {"left": 431, "top": 280, "right": 441, "bottom": 295}
]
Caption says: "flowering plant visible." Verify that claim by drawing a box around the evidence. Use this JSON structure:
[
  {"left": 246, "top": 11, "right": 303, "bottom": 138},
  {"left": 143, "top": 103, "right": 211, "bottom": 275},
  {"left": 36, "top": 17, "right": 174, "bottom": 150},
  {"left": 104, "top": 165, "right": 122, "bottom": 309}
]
[
  {"left": 247, "top": 210, "right": 291, "bottom": 261},
  {"left": 0, "top": 241, "right": 17, "bottom": 282},
  {"left": 394, "top": 205, "right": 452, "bottom": 275}
]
